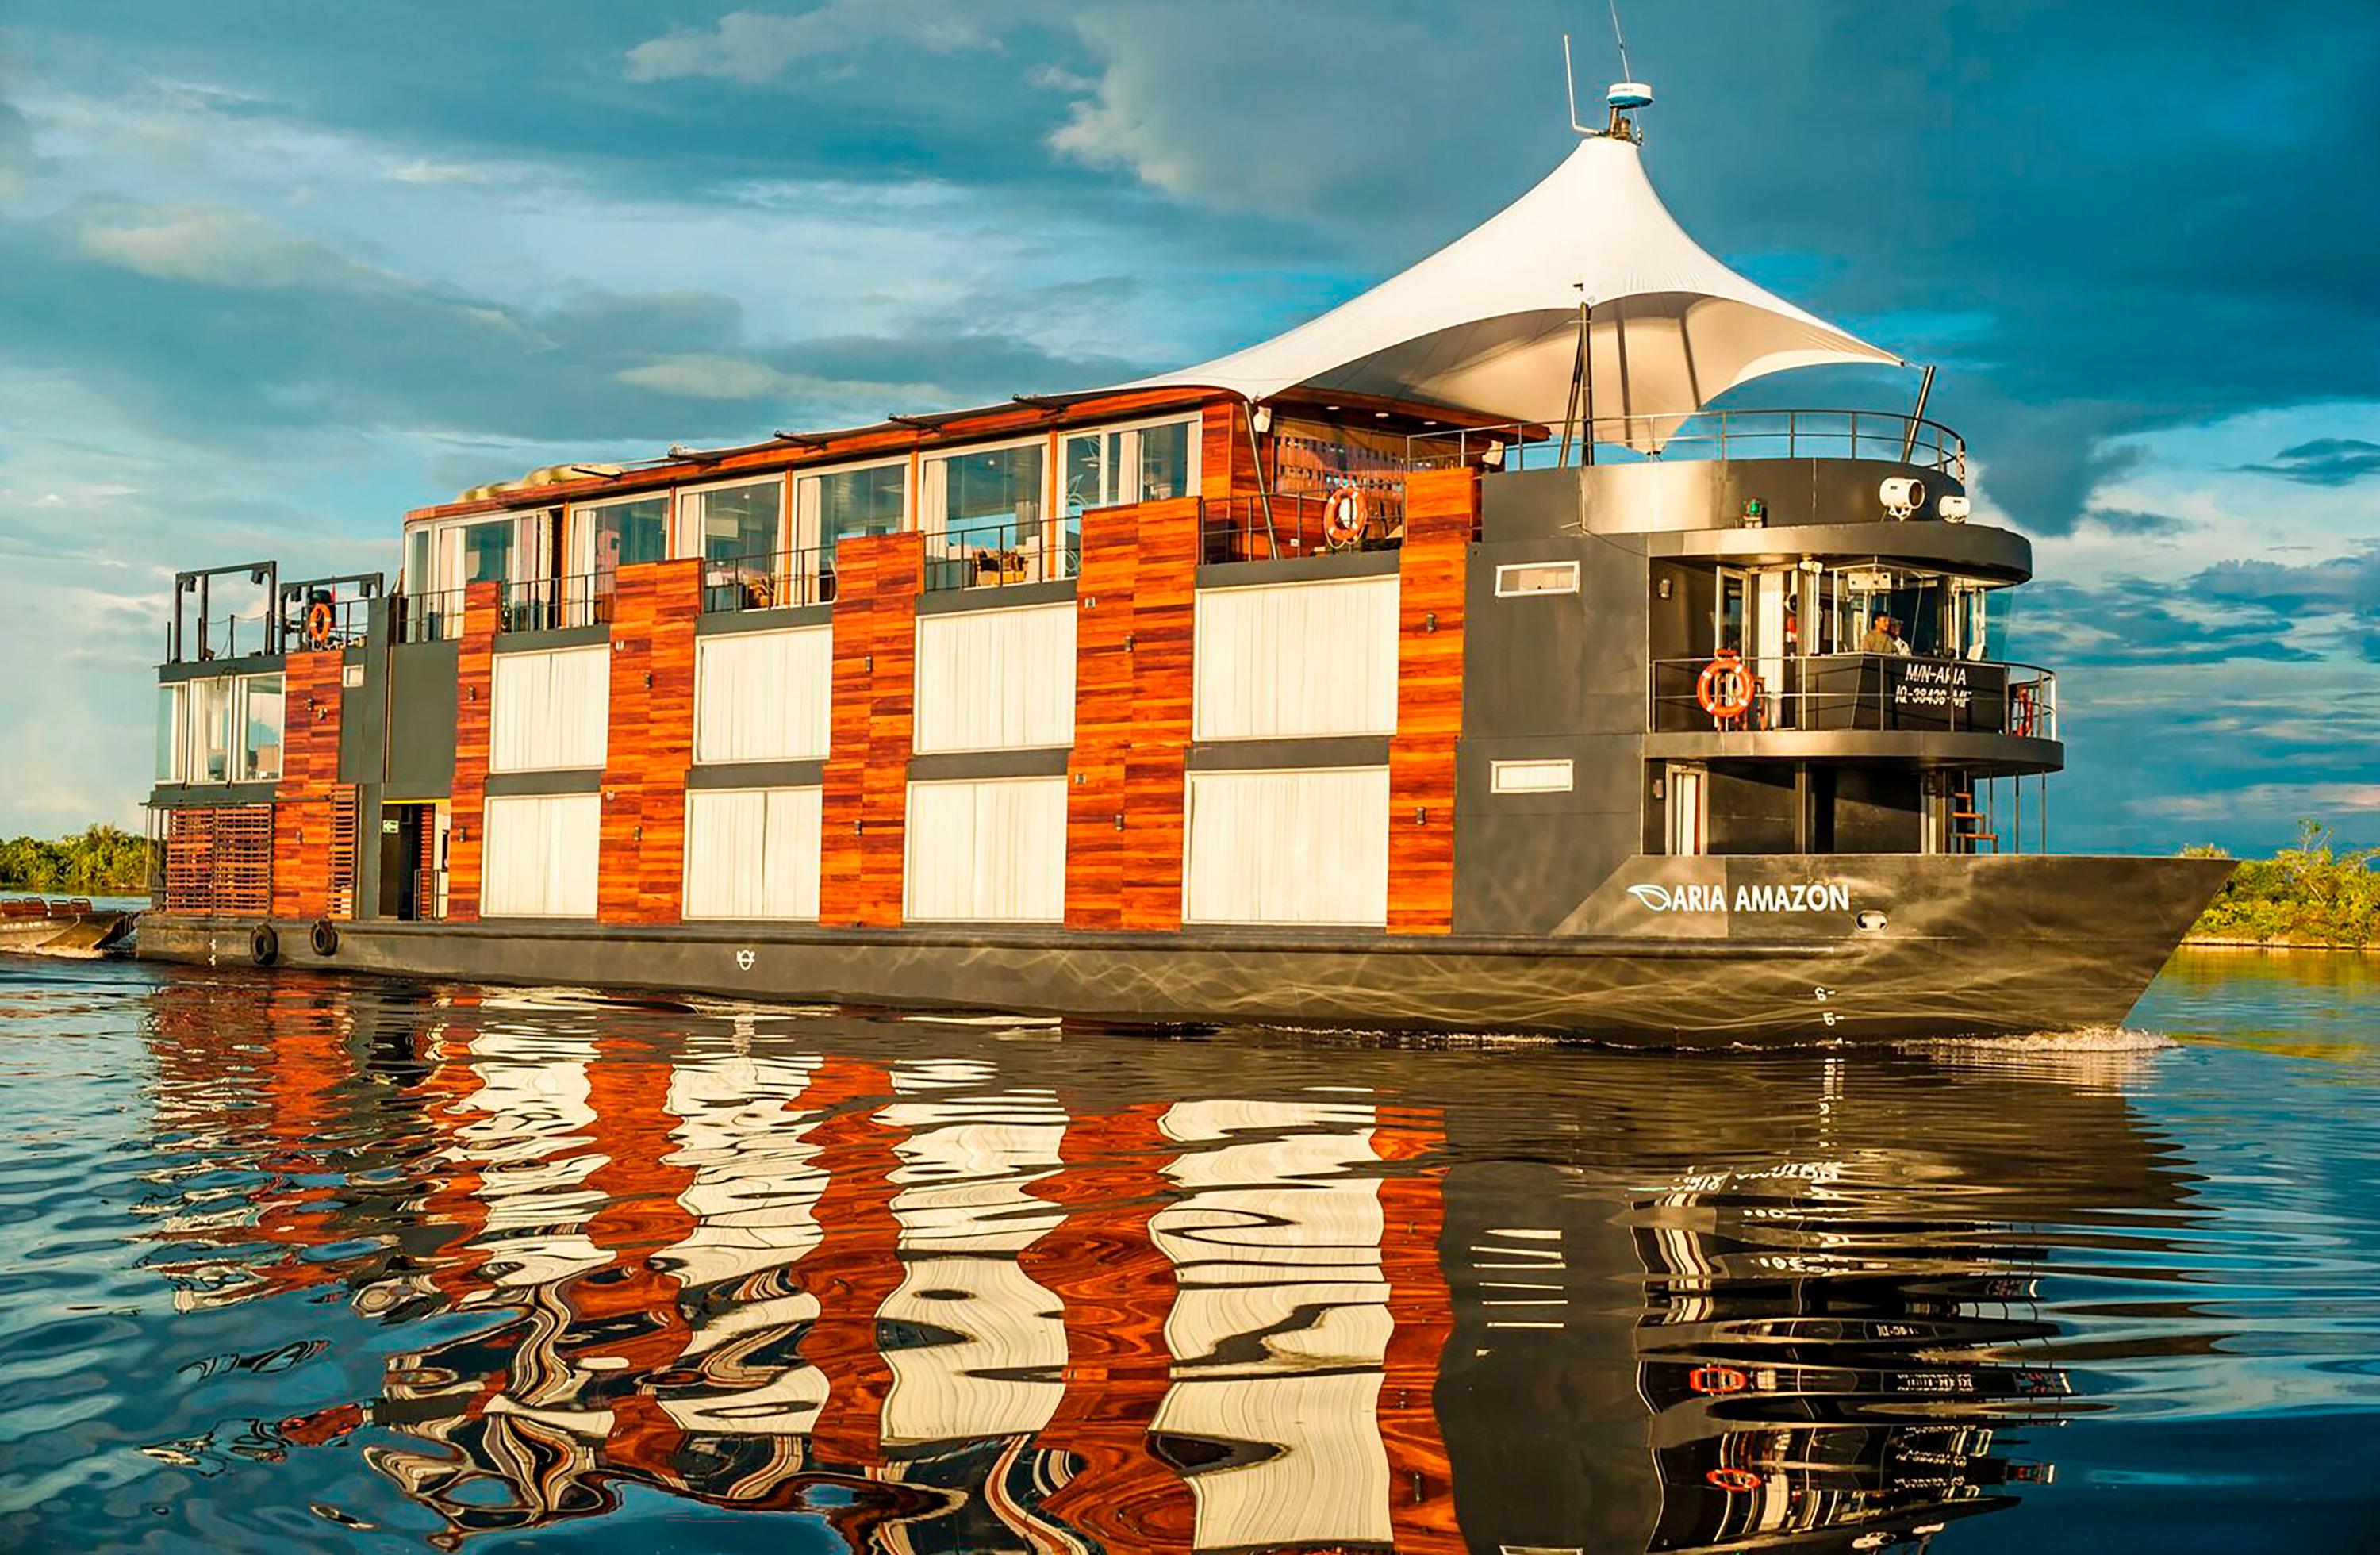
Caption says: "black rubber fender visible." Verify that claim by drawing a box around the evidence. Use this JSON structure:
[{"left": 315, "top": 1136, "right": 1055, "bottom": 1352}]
[
  {"left": 309, "top": 918, "right": 339, "bottom": 958},
  {"left": 249, "top": 922, "right": 278, "bottom": 967}
]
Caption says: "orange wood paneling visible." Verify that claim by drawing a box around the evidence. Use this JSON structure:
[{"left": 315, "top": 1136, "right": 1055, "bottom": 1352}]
[
  {"left": 817, "top": 532, "right": 921, "bottom": 927},
  {"left": 595, "top": 558, "right": 704, "bottom": 925},
  {"left": 792, "top": 1058, "right": 903, "bottom": 1469},
  {"left": 444, "top": 581, "right": 501, "bottom": 923},
  {"left": 1120, "top": 499, "right": 1198, "bottom": 931},
  {"left": 1065, "top": 496, "right": 1197, "bottom": 932},
  {"left": 1387, "top": 467, "right": 1476, "bottom": 935},
  {"left": 271, "top": 648, "right": 351, "bottom": 920}
]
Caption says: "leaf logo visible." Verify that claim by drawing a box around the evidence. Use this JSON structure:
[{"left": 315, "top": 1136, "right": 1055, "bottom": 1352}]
[
  {"left": 735, "top": 948, "right": 756, "bottom": 971},
  {"left": 1626, "top": 884, "right": 1675, "bottom": 911}
]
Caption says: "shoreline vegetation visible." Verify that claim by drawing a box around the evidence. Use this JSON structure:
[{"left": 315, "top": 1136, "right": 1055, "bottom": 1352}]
[
  {"left": 2182, "top": 824, "right": 2378, "bottom": 951},
  {"left": 0, "top": 823, "right": 2369, "bottom": 948},
  {"left": 0, "top": 826, "right": 154, "bottom": 896}
]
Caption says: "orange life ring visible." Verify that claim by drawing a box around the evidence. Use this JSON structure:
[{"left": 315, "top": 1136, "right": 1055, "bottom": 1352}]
[
  {"left": 2011, "top": 682, "right": 2039, "bottom": 738},
  {"left": 1695, "top": 652, "right": 1758, "bottom": 721},
  {"left": 1706, "top": 1466, "right": 1763, "bottom": 1493},
  {"left": 304, "top": 599, "right": 336, "bottom": 649},
  {"left": 1321, "top": 487, "right": 1368, "bottom": 547}
]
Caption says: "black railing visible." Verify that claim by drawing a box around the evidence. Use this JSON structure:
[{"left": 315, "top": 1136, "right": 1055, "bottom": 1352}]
[
  {"left": 923, "top": 518, "right": 1077, "bottom": 593},
  {"left": 1199, "top": 486, "right": 1408, "bottom": 565},
  {"left": 501, "top": 572, "right": 605, "bottom": 632},
  {"left": 394, "top": 589, "right": 466, "bottom": 644},
  {"left": 701, "top": 547, "right": 835, "bottom": 613},
  {"left": 1409, "top": 409, "right": 1967, "bottom": 478},
  {"left": 1649, "top": 653, "right": 2056, "bottom": 739},
  {"left": 277, "top": 571, "right": 385, "bottom": 654}
]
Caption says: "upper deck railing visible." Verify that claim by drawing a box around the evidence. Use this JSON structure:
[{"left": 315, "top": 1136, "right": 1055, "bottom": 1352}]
[
  {"left": 1407, "top": 409, "right": 1967, "bottom": 479},
  {"left": 1199, "top": 486, "right": 1410, "bottom": 565},
  {"left": 1650, "top": 653, "right": 2056, "bottom": 742}
]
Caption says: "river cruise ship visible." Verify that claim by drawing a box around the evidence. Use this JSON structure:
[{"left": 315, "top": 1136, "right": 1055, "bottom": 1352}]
[{"left": 138, "top": 87, "right": 2228, "bottom": 1041}]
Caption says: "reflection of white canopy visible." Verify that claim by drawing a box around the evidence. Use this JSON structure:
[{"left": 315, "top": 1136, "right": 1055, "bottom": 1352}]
[{"left": 1136, "top": 135, "right": 1899, "bottom": 440}]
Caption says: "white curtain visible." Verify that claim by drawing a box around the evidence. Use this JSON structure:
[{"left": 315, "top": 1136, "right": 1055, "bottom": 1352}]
[
  {"left": 682, "top": 786, "right": 822, "bottom": 920},
  {"left": 913, "top": 603, "right": 1076, "bottom": 754},
  {"left": 903, "top": 778, "right": 1066, "bottom": 922},
  {"left": 480, "top": 793, "right": 600, "bottom": 916},
  {"left": 1192, "top": 576, "right": 1399, "bottom": 740},
  {"left": 693, "top": 628, "right": 832, "bottom": 764},
  {"left": 1183, "top": 768, "right": 1390, "bottom": 926},
  {"left": 491, "top": 647, "right": 609, "bottom": 772}
]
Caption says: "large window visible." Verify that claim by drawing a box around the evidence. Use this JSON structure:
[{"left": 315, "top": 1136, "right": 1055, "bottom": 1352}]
[
  {"left": 480, "top": 793, "right": 600, "bottom": 917},
  {"left": 570, "top": 495, "right": 669, "bottom": 594},
  {"left": 921, "top": 440, "right": 1048, "bottom": 589},
  {"left": 491, "top": 647, "right": 610, "bottom": 772},
  {"left": 1192, "top": 576, "right": 1400, "bottom": 740},
  {"left": 155, "top": 685, "right": 183, "bottom": 784},
  {"left": 406, "top": 515, "right": 522, "bottom": 594},
  {"left": 238, "top": 674, "right": 284, "bottom": 782},
  {"left": 1182, "top": 767, "right": 1390, "bottom": 927},
  {"left": 903, "top": 777, "right": 1066, "bottom": 922},
  {"left": 693, "top": 628, "right": 832, "bottom": 764},
  {"left": 1061, "top": 417, "right": 1196, "bottom": 516},
  {"left": 162, "top": 674, "right": 281, "bottom": 785},
  {"left": 682, "top": 787, "right": 822, "bottom": 920},
  {"left": 680, "top": 478, "right": 781, "bottom": 566},
  {"left": 797, "top": 459, "right": 908, "bottom": 562}
]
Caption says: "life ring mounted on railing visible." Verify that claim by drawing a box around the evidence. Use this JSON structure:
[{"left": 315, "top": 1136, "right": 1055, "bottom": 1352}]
[
  {"left": 1695, "top": 651, "right": 1760, "bottom": 725},
  {"left": 303, "top": 598, "right": 336, "bottom": 650},
  {"left": 1321, "top": 486, "right": 1369, "bottom": 548}
]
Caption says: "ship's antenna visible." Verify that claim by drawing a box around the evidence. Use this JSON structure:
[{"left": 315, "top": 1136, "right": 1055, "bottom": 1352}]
[{"left": 1606, "top": 0, "right": 1633, "bottom": 84}]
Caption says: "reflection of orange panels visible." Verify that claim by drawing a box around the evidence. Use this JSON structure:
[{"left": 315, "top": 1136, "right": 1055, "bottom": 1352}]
[
  {"left": 1374, "top": 1115, "right": 1464, "bottom": 1553},
  {"left": 1024, "top": 1103, "right": 1197, "bottom": 1552},
  {"left": 574, "top": 1036, "right": 703, "bottom": 1480},
  {"left": 413, "top": 1002, "right": 495, "bottom": 1304},
  {"left": 446, "top": 582, "right": 501, "bottom": 921},
  {"left": 792, "top": 1058, "right": 904, "bottom": 1469}
]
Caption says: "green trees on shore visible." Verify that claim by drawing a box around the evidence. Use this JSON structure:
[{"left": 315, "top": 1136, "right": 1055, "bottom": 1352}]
[
  {"left": 0, "top": 826, "right": 155, "bottom": 894},
  {"left": 2186, "top": 823, "right": 2379, "bottom": 948}
]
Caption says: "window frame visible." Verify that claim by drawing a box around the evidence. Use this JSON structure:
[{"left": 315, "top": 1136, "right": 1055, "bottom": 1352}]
[
  {"left": 673, "top": 474, "right": 787, "bottom": 565},
  {"left": 1059, "top": 412, "right": 1202, "bottom": 516},
  {"left": 1494, "top": 559, "right": 1580, "bottom": 597},
  {"left": 793, "top": 453, "right": 914, "bottom": 558},
  {"left": 919, "top": 433, "right": 1054, "bottom": 557}
]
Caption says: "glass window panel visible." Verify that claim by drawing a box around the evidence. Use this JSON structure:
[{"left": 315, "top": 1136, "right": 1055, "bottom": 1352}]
[
  {"left": 460, "top": 518, "right": 514, "bottom": 586},
  {"left": 1061, "top": 432, "right": 1104, "bottom": 518},
  {"left": 583, "top": 497, "right": 669, "bottom": 589},
  {"left": 240, "top": 674, "right": 284, "bottom": 782},
  {"left": 692, "top": 482, "right": 781, "bottom": 564},
  {"left": 1132, "top": 419, "right": 1192, "bottom": 504},
  {"left": 154, "top": 685, "right": 183, "bottom": 783},
  {"left": 187, "top": 678, "right": 232, "bottom": 785},
  {"left": 811, "top": 464, "right": 908, "bottom": 559},
  {"left": 936, "top": 444, "right": 1043, "bottom": 541},
  {"left": 406, "top": 527, "right": 432, "bottom": 595}
]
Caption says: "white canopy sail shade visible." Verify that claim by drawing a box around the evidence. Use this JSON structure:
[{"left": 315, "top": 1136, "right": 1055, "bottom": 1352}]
[{"left": 1134, "top": 135, "right": 1900, "bottom": 447}]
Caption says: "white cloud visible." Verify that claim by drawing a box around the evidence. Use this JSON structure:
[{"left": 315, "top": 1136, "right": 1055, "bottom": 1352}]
[
  {"left": 615, "top": 354, "right": 795, "bottom": 399},
  {"left": 624, "top": 2, "right": 1000, "bottom": 85},
  {"left": 76, "top": 205, "right": 391, "bottom": 292},
  {"left": 2135, "top": 782, "right": 2380, "bottom": 823},
  {"left": 386, "top": 159, "right": 495, "bottom": 186}
]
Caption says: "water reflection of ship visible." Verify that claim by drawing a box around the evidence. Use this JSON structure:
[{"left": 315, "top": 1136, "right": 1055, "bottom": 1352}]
[{"left": 139, "top": 978, "right": 2182, "bottom": 1552}]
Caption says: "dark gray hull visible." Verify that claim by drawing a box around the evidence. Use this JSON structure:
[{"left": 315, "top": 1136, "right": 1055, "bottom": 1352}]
[{"left": 135, "top": 854, "right": 2231, "bottom": 1045}]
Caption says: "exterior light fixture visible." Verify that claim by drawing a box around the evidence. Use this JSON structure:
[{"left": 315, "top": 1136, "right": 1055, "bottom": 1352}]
[
  {"left": 1741, "top": 497, "right": 1767, "bottom": 528},
  {"left": 1939, "top": 494, "right": 1971, "bottom": 523},
  {"left": 1481, "top": 441, "right": 1507, "bottom": 470},
  {"left": 1250, "top": 405, "right": 1273, "bottom": 433}
]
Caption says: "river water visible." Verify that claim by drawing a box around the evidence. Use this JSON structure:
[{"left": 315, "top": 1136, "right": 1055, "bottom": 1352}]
[{"left": 1, "top": 950, "right": 2373, "bottom": 1553}]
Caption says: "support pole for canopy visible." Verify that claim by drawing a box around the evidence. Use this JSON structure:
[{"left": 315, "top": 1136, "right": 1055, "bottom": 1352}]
[
  {"left": 1557, "top": 294, "right": 1593, "bottom": 468},
  {"left": 1242, "top": 401, "right": 1278, "bottom": 557},
  {"left": 1900, "top": 364, "right": 1937, "bottom": 463}
]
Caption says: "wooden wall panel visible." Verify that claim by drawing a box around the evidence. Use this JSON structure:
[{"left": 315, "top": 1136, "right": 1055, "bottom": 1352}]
[
  {"left": 636, "top": 561, "right": 702, "bottom": 921},
  {"left": 818, "top": 532, "right": 920, "bottom": 927},
  {"left": 1066, "top": 496, "right": 1197, "bottom": 931},
  {"left": 597, "top": 567, "right": 655, "bottom": 922},
  {"left": 1064, "top": 509, "right": 1136, "bottom": 931},
  {"left": 594, "top": 558, "right": 704, "bottom": 925},
  {"left": 1119, "top": 497, "right": 1198, "bottom": 931},
  {"left": 271, "top": 648, "right": 350, "bottom": 920},
  {"left": 444, "top": 581, "right": 500, "bottom": 923},
  {"left": 1387, "top": 467, "right": 1476, "bottom": 935}
]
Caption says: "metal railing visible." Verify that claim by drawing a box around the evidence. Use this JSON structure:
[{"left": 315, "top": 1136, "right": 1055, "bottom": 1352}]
[
  {"left": 1198, "top": 486, "right": 1409, "bottom": 565},
  {"left": 1649, "top": 653, "right": 2056, "bottom": 741},
  {"left": 394, "top": 588, "right": 466, "bottom": 644},
  {"left": 278, "top": 571, "right": 385, "bottom": 654},
  {"left": 501, "top": 572, "right": 606, "bottom": 632},
  {"left": 923, "top": 519, "right": 1078, "bottom": 593},
  {"left": 701, "top": 547, "right": 837, "bottom": 613},
  {"left": 1409, "top": 409, "right": 1967, "bottom": 479}
]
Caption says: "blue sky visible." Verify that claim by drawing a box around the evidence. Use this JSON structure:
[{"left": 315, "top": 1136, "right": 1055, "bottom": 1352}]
[{"left": 0, "top": 0, "right": 2373, "bottom": 854}]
